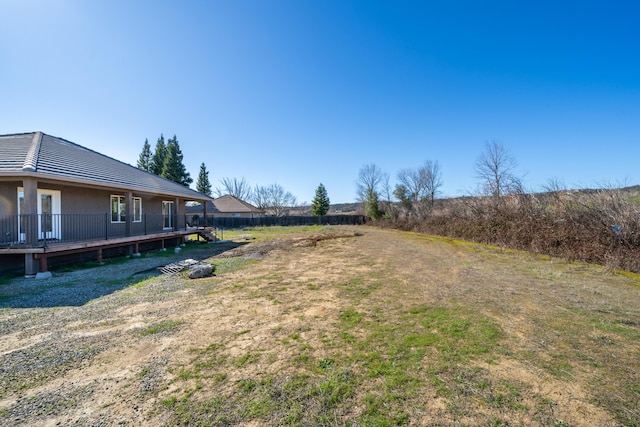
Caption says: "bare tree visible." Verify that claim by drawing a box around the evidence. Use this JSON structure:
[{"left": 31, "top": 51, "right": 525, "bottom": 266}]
[
  {"left": 355, "top": 164, "right": 385, "bottom": 202},
  {"left": 380, "top": 172, "right": 396, "bottom": 218},
  {"left": 423, "top": 160, "right": 443, "bottom": 212},
  {"left": 474, "top": 140, "right": 521, "bottom": 198},
  {"left": 355, "top": 163, "right": 386, "bottom": 219},
  {"left": 395, "top": 160, "right": 443, "bottom": 217},
  {"left": 217, "top": 177, "right": 253, "bottom": 200},
  {"left": 252, "top": 183, "right": 297, "bottom": 217}
]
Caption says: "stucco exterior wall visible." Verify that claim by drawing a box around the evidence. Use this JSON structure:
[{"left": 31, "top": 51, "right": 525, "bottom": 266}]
[{"left": 0, "top": 181, "right": 24, "bottom": 215}]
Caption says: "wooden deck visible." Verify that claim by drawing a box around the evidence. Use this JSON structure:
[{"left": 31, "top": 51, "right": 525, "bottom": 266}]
[{"left": 0, "top": 229, "right": 210, "bottom": 274}]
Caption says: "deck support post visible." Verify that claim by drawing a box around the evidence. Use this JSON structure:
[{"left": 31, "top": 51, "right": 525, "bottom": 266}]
[
  {"left": 24, "top": 254, "right": 38, "bottom": 277},
  {"left": 39, "top": 255, "right": 48, "bottom": 273},
  {"left": 30, "top": 254, "right": 52, "bottom": 279},
  {"left": 97, "top": 248, "right": 103, "bottom": 263}
]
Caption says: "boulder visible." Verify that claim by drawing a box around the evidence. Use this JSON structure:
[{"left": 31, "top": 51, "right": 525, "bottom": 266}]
[{"left": 188, "top": 263, "right": 214, "bottom": 279}]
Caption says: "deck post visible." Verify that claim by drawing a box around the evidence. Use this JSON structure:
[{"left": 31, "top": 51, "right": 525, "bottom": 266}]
[
  {"left": 22, "top": 178, "right": 39, "bottom": 247},
  {"left": 32, "top": 254, "right": 52, "bottom": 279},
  {"left": 39, "top": 255, "right": 48, "bottom": 273},
  {"left": 125, "top": 192, "right": 132, "bottom": 237},
  {"left": 24, "top": 254, "right": 38, "bottom": 277},
  {"left": 97, "top": 248, "right": 103, "bottom": 263}
]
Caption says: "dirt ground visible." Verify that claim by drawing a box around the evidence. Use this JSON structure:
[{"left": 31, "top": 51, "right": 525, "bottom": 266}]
[{"left": 0, "top": 226, "right": 638, "bottom": 426}]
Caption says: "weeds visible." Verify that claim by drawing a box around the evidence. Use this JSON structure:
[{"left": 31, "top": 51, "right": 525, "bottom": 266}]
[{"left": 134, "top": 320, "right": 183, "bottom": 336}]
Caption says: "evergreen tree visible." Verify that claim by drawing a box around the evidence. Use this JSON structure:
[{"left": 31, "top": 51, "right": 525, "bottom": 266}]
[
  {"left": 311, "top": 183, "right": 330, "bottom": 216},
  {"left": 196, "top": 163, "right": 212, "bottom": 196},
  {"left": 137, "top": 138, "right": 152, "bottom": 171},
  {"left": 150, "top": 134, "right": 166, "bottom": 175},
  {"left": 161, "top": 135, "right": 192, "bottom": 186},
  {"left": 364, "top": 189, "right": 382, "bottom": 219}
]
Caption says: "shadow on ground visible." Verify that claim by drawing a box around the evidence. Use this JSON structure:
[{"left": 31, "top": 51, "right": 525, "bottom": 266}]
[{"left": 0, "top": 241, "right": 247, "bottom": 309}]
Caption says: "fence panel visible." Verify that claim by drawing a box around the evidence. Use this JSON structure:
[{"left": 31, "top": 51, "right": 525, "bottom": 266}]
[{"left": 191, "top": 215, "right": 366, "bottom": 229}]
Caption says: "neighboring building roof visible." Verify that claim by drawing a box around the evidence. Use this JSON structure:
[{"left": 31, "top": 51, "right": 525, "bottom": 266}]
[
  {"left": 213, "top": 194, "right": 263, "bottom": 214},
  {"left": 0, "top": 132, "right": 212, "bottom": 201},
  {"left": 186, "top": 194, "right": 264, "bottom": 215}
]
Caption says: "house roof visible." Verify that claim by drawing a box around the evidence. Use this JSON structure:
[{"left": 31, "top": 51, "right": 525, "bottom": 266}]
[
  {"left": 0, "top": 132, "right": 212, "bottom": 201},
  {"left": 185, "top": 194, "right": 264, "bottom": 214},
  {"left": 213, "top": 194, "right": 263, "bottom": 214}
]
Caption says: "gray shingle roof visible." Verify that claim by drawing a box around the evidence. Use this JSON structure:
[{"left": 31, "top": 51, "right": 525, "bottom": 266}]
[
  {"left": 0, "top": 132, "right": 212, "bottom": 201},
  {"left": 213, "top": 195, "right": 263, "bottom": 213},
  {"left": 185, "top": 195, "right": 264, "bottom": 215}
]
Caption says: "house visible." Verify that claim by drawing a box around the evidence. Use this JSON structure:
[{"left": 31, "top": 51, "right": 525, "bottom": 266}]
[
  {"left": 186, "top": 194, "right": 264, "bottom": 222},
  {"left": 0, "top": 132, "right": 215, "bottom": 277}
]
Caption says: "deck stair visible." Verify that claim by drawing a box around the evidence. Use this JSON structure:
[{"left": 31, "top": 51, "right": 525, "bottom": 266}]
[{"left": 196, "top": 227, "right": 217, "bottom": 242}]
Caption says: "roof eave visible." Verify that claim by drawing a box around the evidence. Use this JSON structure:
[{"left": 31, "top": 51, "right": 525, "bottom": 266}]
[{"left": 0, "top": 171, "right": 214, "bottom": 202}]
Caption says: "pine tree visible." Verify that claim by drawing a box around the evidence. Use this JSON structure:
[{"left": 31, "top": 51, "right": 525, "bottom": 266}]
[
  {"left": 196, "top": 163, "right": 212, "bottom": 196},
  {"left": 137, "top": 138, "right": 152, "bottom": 171},
  {"left": 364, "top": 189, "right": 382, "bottom": 219},
  {"left": 150, "top": 134, "right": 166, "bottom": 175},
  {"left": 311, "top": 183, "right": 330, "bottom": 216},
  {"left": 161, "top": 135, "right": 193, "bottom": 186}
]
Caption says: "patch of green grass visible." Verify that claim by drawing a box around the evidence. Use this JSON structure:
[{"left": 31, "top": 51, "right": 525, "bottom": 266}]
[
  {"left": 593, "top": 316, "right": 640, "bottom": 339},
  {"left": 342, "top": 306, "right": 502, "bottom": 423},
  {"left": 162, "top": 369, "right": 357, "bottom": 426},
  {"left": 135, "top": 320, "right": 183, "bottom": 336},
  {"left": 222, "top": 225, "right": 328, "bottom": 242},
  {"left": 235, "top": 352, "right": 260, "bottom": 367},
  {"left": 486, "top": 380, "right": 527, "bottom": 410},
  {"left": 151, "top": 302, "right": 506, "bottom": 426},
  {"left": 338, "top": 277, "right": 383, "bottom": 301},
  {"left": 188, "top": 343, "right": 228, "bottom": 375},
  {"left": 317, "top": 358, "right": 334, "bottom": 371},
  {"left": 161, "top": 396, "right": 178, "bottom": 408},
  {"left": 339, "top": 307, "right": 364, "bottom": 328},
  {"left": 177, "top": 369, "right": 195, "bottom": 381},
  {"left": 238, "top": 378, "right": 257, "bottom": 393},
  {"left": 211, "top": 257, "right": 259, "bottom": 274},
  {"left": 214, "top": 373, "right": 228, "bottom": 384}
]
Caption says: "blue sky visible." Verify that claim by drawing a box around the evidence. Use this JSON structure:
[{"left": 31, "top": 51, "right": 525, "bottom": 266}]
[{"left": 1, "top": 1, "right": 639, "bottom": 203}]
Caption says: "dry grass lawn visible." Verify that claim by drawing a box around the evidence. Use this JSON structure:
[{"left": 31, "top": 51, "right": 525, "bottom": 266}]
[{"left": 1, "top": 225, "right": 639, "bottom": 426}]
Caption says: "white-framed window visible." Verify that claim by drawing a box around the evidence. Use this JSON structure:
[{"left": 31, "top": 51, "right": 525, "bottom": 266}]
[
  {"left": 133, "top": 197, "right": 142, "bottom": 222},
  {"left": 162, "top": 201, "right": 174, "bottom": 229},
  {"left": 111, "top": 195, "right": 126, "bottom": 223}
]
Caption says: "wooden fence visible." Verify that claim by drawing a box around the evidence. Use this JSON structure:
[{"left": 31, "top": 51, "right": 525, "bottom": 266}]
[{"left": 192, "top": 215, "right": 366, "bottom": 229}]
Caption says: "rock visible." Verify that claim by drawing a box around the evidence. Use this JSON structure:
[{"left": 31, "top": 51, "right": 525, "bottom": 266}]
[
  {"left": 35, "top": 271, "right": 52, "bottom": 280},
  {"left": 187, "top": 263, "right": 214, "bottom": 279}
]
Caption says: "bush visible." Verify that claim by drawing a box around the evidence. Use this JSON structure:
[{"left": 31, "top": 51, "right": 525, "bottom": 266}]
[{"left": 384, "top": 188, "right": 640, "bottom": 273}]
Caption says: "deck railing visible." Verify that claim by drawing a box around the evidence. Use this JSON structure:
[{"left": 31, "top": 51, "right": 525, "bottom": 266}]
[{"left": 0, "top": 213, "right": 190, "bottom": 248}]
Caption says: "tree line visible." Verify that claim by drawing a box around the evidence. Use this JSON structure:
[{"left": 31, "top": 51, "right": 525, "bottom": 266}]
[
  {"left": 356, "top": 140, "right": 640, "bottom": 274},
  {"left": 136, "top": 134, "right": 640, "bottom": 272},
  {"left": 136, "top": 136, "right": 329, "bottom": 216}
]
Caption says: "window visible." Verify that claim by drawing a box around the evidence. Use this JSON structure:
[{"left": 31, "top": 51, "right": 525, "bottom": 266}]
[
  {"left": 133, "top": 197, "right": 142, "bottom": 222},
  {"left": 162, "top": 201, "right": 174, "bottom": 229},
  {"left": 111, "top": 196, "right": 126, "bottom": 223}
]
